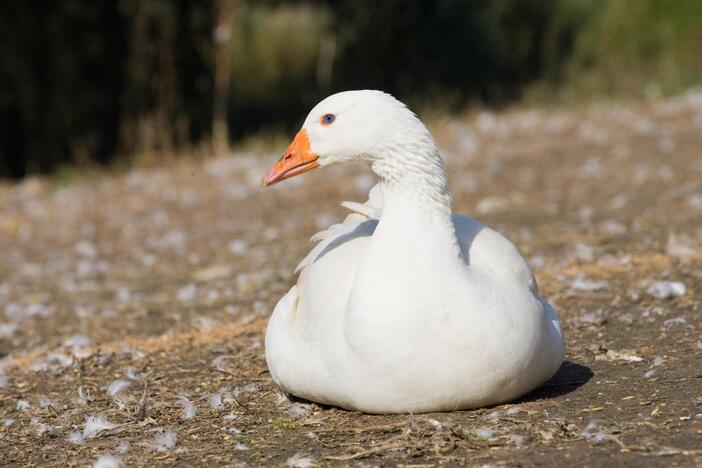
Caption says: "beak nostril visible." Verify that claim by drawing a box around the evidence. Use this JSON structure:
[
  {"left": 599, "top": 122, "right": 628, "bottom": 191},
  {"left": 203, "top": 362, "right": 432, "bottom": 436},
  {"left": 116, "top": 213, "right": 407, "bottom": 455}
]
[{"left": 262, "top": 129, "right": 317, "bottom": 187}]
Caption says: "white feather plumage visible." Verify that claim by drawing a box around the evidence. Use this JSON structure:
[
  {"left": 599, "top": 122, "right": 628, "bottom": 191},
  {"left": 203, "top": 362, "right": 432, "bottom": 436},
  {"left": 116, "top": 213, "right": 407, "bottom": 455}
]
[{"left": 264, "top": 90, "right": 565, "bottom": 413}]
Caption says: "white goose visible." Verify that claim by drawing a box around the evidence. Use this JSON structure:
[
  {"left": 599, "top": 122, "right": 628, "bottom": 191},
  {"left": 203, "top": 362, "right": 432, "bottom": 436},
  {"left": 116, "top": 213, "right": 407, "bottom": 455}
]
[{"left": 262, "top": 90, "right": 565, "bottom": 414}]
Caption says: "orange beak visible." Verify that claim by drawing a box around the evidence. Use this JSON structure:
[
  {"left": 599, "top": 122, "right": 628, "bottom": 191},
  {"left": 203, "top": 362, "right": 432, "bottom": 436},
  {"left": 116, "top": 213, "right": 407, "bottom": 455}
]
[{"left": 261, "top": 129, "right": 319, "bottom": 187}]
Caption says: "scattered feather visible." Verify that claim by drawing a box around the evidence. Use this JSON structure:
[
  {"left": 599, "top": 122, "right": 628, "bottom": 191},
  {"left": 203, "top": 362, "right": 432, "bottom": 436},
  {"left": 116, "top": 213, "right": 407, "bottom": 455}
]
[
  {"left": 234, "top": 443, "right": 250, "bottom": 451},
  {"left": 124, "top": 367, "right": 147, "bottom": 381},
  {"left": 77, "top": 386, "right": 94, "bottom": 404},
  {"left": 528, "top": 255, "right": 545, "bottom": 268},
  {"left": 595, "top": 349, "right": 644, "bottom": 363},
  {"left": 116, "top": 287, "right": 131, "bottom": 303},
  {"left": 228, "top": 239, "right": 247, "bottom": 255},
  {"left": 83, "top": 415, "right": 118, "bottom": 439},
  {"left": 646, "top": 281, "right": 686, "bottom": 299},
  {"left": 116, "top": 441, "right": 131, "bottom": 454},
  {"left": 232, "top": 383, "right": 259, "bottom": 396},
  {"left": 30, "top": 417, "right": 51, "bottom": 436},
  {"left": 68, "top": 431, "right": 85, "bottom": 445},
  {"left": 30, "top": 352, "right": 73, "bottom": 372},
  {"left": 120, "top": 347, "right": 145, "bottom": 360},
  {"left": 486, "top": 411, "right": 500, "bottom": 420},
  {"left": 578, "top": 309, "right": 605, "bottom": 325},
  {"left": 107, "top": 379, "right": 131, "bottom": 397},
  {"left": 581, "top": 421, "right": 614, "bottom": 443},
  {"left": 274, "top": 391, "right": 289, "bottom": 405},
  {"left": 287, "top": 453, "right": 316, "bottom": 468},
  {"left": 0, "top": 322, "right": 17, "bottom": 338},
  {"left": 111, "top": 392, "right": 131, "bottom": 410},
  {"left": 474, "top": 427, "right": 494, "bottom": 439},
  {"left": 208, "top": 392, "right": 224, "bottom": 410},
  {"left": 286, "top": 402, "right": 313, "bottom": 419},
  {"left": 75, "top": 240, "right": 98, "bottom": 258},
  {"left": 16, "top": 399, "right": 30, "bottom": 410},
  {"left": 571, "top": 277, "right": 608, "bottom": 291},
  {"left": 39, "top": 396, "right": 56, "bottom": 409},
  {"left": 176, "top": 395, "right": 197, "bottom": 419},
  {"left": 153, "top": 427, "right": 177, "bottom": 452},
  {"left": 618, "top": 313, "right": 634, "bottom": 325},
  {"left": 663, "top": 317, "right": 688, "bottom": 328},
  {"left": 63, "top": 334, "right": 93, "bottom": 348},
  {"left": 573, "top": 243, "right": 594, "bottom": 261},
  {"left": 211, "top": 355, "right": 235, "bottom": 373},
  {"left": 92, "top": 454, "right": 125, "bottom": 468},
  {"left": 177, "top": 283, "right": 197, "bottom": 302}
]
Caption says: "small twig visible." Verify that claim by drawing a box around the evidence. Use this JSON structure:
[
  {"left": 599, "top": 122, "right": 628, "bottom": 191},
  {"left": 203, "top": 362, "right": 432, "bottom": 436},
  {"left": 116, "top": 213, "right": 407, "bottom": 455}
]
[
  {"left": 232, "top": 396, "right": 249, "bottom": 411},
  {"left": 314, "top": 421, "right": 408, "bottom": 434},
  {"left": 136, "top": 381, "right": 148, "bottom": 421},
  {"left": 325, "top": 441, "right": 408, "bottom": 461}
]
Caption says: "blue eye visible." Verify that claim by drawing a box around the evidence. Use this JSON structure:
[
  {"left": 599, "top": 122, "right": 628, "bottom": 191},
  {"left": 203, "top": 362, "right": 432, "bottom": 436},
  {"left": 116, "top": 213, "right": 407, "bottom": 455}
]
[{"left": 321, "top": 113, "right": 336, "bottom": 125}]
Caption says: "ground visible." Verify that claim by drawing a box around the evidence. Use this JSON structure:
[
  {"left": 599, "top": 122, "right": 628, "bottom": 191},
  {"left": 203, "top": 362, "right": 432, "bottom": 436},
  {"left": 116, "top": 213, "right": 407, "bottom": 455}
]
[{"left": 1, "top": 93, "right": 702, "bottom": 467}]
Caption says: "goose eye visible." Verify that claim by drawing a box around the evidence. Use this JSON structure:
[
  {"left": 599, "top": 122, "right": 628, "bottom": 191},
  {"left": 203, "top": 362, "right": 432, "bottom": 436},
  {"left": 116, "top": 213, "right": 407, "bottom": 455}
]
[{"left": 321, "top": 113, "right": 336, "bottom": 126}]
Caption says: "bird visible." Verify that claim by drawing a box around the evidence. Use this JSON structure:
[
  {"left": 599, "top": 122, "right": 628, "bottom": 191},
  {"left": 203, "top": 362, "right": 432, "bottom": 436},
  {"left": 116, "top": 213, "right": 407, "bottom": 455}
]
[{"left": 261, "top": 90, "right": 565, "bottom": 414}]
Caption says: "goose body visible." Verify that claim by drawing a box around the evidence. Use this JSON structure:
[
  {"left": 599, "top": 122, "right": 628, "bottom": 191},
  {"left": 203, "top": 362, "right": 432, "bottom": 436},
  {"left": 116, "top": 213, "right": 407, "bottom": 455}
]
[{"left": 262, "top": 90, "right": 565, "bottom": 413}]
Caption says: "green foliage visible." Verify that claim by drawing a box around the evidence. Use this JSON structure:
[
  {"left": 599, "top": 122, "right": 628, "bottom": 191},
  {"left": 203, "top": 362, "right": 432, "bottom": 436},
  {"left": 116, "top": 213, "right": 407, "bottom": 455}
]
[
  {"left": 543, "top": 0, "right": 702, "bottom": 99},
  {"left": 269, "top": 418, "right": 298, "bottom": 430},
  {"left": 0, "top": 0, "right": 700, "bottom": 178},
  {"left": 227, "top": 4, "right": 332, "bottom": 133}
]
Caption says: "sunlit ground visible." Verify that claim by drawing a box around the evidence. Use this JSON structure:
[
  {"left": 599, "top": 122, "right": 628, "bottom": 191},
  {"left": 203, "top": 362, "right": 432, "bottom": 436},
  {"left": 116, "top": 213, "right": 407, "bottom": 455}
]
[{"left": 1, "top": 92, "right": 701, "bottom": 465}]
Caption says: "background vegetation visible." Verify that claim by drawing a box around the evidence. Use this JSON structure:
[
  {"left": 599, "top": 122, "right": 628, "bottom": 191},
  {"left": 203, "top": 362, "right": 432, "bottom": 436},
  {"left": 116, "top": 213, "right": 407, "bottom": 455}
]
[{"left": 1, "top": 0, "right": 701, "bottom": 178}]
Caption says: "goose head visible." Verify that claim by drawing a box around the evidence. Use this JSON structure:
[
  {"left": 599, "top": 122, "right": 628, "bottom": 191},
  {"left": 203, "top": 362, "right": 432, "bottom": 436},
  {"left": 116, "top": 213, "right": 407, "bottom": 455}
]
[{"left": 261, "top": 90, "right": 441, "bottom": 187}]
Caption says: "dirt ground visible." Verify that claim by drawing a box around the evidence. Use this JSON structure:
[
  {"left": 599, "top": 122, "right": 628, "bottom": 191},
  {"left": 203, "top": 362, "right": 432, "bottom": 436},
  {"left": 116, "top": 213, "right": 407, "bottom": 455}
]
[{"left": 1, "top": 93, "right": 701, "bottom": 467}]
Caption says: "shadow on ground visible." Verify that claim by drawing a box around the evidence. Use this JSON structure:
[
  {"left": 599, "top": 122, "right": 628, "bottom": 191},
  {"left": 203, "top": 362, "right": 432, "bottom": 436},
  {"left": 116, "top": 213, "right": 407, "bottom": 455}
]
[{"left": 520, "top": 360, "right": 593, "bottom": 402}]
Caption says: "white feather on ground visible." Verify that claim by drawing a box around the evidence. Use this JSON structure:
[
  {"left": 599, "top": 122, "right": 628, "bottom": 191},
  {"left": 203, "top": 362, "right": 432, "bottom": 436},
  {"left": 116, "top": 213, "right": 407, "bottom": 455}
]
[
  {"left": 153, "top": 427, "right": 177, "bottom": 452},
  {"left": 286, "top": 452, "right": 316, "bottom": 468},
  {"left": 211, "top": 355, "right": 235, "bottom": 372},
  {"left": 16, "top": 400, "right": 30, "bottom": 410},
  {"left": 83, "top": 415, "right": 118, "bottom": 439},
  {"left": 106, "top": 379, "right": 131, "bottom": 397},
  {"left": 286, "top": 402, "right": 313, "bottom": 419},
  {"left": 176, "top": 395, "right": 197, "bottom": 419},
  {"left": 67, "top": 431, "right": 85, "bottom": 445},
  {"left": 208, "top": 391, "right": 224, "bottom": 410},
  {"left": 580, "top": 421, "right": 615, "bottom": 443},
  {"left": 474, "top": 427, "right": 494, "bottom": 440},
  {"left": 92, "top": 454, "right": 125, "bottom": 468},
  {"left": 646, "top": 280, "right": 686, "bottom": 299},
  {"left": 116, "top": 441, "right": 131, "bottom": 454}
]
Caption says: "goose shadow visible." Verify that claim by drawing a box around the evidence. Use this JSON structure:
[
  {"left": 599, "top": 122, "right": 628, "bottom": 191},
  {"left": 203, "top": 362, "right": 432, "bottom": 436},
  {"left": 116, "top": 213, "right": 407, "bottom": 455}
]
[
  {"left": 315, "top": 219, "right": 378, "bottom": 264},
  {"left": 282, "top": 360, "right": 593, "bottom": 413},
  {"left": 517, "top": 360, "right": 593, "bottom": 403},
  {"left": 311, "top": 214, "right": 485, "bottom": 267}
]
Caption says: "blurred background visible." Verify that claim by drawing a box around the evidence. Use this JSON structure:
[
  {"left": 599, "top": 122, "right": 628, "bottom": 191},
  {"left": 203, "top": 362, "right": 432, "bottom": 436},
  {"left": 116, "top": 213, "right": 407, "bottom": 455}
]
[{"left": 1, "top": 0, "right": 701, "bottom": 179}]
